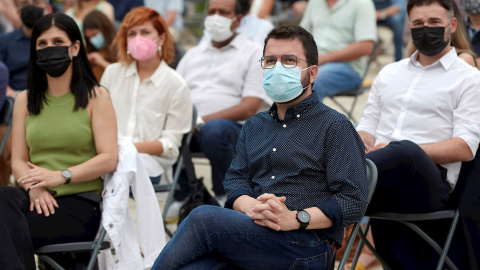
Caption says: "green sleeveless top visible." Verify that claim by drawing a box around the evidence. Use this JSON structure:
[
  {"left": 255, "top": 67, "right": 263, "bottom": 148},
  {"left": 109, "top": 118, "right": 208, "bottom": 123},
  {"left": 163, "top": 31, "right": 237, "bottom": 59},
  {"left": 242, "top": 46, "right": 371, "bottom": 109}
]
[{"left": 25, "top": 91, "right": 103, "bottom": 197}]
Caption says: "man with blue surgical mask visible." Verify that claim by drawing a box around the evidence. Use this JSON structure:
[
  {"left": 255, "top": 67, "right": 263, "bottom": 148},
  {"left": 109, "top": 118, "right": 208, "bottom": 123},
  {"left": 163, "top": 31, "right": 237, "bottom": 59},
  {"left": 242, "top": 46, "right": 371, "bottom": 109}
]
[
  {"left": 168, "top": 0, "right": 271, "bottom": 221},
  {"left": 356, "top": 0, "right": 480, "bottom": 267},
  {"left": 152, "top": 24, "right": 368, "bottom": 270}
]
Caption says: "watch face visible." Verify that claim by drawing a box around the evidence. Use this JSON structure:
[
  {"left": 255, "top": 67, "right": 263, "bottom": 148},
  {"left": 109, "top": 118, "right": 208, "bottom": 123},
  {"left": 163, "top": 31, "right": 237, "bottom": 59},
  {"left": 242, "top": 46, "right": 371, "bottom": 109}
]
[
  {"left": 62, "top": 170, "right": 72, "bottom": 178},
  {"left": 298, "top": 211, "right": 310, "bottom": 223}
]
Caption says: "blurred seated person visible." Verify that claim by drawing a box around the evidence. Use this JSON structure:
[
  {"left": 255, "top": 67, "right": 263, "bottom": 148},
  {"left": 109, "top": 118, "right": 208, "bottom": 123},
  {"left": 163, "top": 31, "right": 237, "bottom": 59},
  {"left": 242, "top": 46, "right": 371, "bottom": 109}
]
[
  {"left": 144, "top": 0, "right": 186, "bottom": 68},
  {"left": 374, "top": 0, "right": 407, "bottom": 62},
  {"left": 0, "top": 0, "right": 51, "bottom": 95},
  {"left": 461, "top": 0, "right": 480, "bottom": 63},
  {"left": 168, "top": 0, "right": 270, "bottom": 218},
  {"left": 199, "top": 0, "right": 274, "bottom": 47},
  {"left": 0, "top": 61, "right": 9, "bottom": 187},
  {"left": 250, "top": 0, "right": 274, "bottom": 18},
  {"left": 300, "top": 0, "right": 377, "bottom": 101},
  {"left": 101, "top": 7, "right": 192, "bottom": 185},
  {"left": 0, "top": 0, "right": 21, "bottom": 31},
  {"left": 83, "top": 10, "right": 117, "bottom": 81},
  {"left": 107, "top": 0, "right": 143, "bottom": 28},
  {"left": 0, "top": 13, "right": 117, "bottom": 269},
  {"left": 65, "top": 0, "right": 114, "bottom": 34}
]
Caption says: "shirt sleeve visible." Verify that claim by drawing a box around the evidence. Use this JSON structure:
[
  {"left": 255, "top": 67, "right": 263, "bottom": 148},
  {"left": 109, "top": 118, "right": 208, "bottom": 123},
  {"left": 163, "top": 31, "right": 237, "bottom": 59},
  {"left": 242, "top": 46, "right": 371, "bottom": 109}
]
[
  {"left": 299, "top": 0, "right": 313, "bottom": 33},
  {"left": 0, "top": 61, "right": 7, "bottom": 109},
  {"left": 158, "top": 79, "right": 193, "bottom": 158},
  {"left": 452, "top": 71, "right": 480, "bottom": 159},
  {"left": 356, "top": 73, "right": 382, "bottom": 137},
  {"left": 316, "top": 120, "right": 368, "bottom": 232},
  {"left": 224, "top": 121, "right": 254, "bottom": 209},
  {"left": 354, "top": 0, "right": 378, "bottom": 42},
  {"left": 391, "top": 0, "right": 406, "bottom": 13},
  {"left": 241, "top": 45, "right": 270, "bottom": 104}
]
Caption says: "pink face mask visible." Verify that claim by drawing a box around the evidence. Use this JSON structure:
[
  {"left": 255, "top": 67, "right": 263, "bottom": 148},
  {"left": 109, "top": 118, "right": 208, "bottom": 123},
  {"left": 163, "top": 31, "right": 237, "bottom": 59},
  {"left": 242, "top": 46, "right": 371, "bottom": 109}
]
[{"left": 127, "top": 35, "right": 159, "bottom": 61}]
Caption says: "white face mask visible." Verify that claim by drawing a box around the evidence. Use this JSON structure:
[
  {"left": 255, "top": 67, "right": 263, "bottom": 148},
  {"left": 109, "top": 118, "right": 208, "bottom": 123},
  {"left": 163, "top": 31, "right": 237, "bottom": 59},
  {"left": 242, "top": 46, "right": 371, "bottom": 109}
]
[{"left": 204, "top": 14, "right": 236, "bottom": 42}]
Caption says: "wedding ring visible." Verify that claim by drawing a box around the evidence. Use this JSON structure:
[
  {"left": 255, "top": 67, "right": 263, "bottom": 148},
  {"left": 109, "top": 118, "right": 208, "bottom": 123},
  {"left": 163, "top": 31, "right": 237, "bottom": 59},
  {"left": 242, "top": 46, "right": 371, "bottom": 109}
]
[{"left": 35, "top": 199, "right": 40, "bottom": 203}]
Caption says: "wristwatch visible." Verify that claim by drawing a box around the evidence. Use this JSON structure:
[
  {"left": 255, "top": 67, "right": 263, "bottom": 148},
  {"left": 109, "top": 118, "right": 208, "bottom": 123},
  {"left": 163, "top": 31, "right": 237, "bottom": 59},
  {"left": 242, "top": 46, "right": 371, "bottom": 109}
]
[
  {"left": 296, "top": 210, "right": 310, "bottom": 230},
  {"left": 61, "top": 169, "right": 72, "bottom": 184}
]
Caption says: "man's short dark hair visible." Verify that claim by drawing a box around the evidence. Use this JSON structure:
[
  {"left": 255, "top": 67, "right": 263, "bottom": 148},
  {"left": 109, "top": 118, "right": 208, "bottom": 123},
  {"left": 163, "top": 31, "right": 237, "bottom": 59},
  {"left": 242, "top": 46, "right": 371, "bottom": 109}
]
[
  {"left": 407, "top": 0, "right": 454, "bottom": 18},
  {"left": 263, "top": 25, "right": 318, "bottom": 68}
]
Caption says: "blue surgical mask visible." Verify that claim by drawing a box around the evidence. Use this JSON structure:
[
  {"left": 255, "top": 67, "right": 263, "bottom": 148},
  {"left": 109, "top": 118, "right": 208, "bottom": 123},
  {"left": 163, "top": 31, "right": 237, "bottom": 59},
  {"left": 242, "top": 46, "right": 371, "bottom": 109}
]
[
  {"left": 263, "top": 64, "right": 310, "bottom": 103},
  {"left": 89, "top": 33, "right": 105, "bottom": 50}
]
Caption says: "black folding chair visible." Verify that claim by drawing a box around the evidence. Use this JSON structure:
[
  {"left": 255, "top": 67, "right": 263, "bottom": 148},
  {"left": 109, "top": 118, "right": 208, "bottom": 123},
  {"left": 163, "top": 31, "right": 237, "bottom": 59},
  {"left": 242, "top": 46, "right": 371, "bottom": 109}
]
[
  {"left": 337, "top": 159, "right": 378, "bottom": 269},
  {"left": 0, "top": 96, "right": 14, "bottom": 155},
  {"left": 152, "top": 106, "right": 197, "bottom": 237}
]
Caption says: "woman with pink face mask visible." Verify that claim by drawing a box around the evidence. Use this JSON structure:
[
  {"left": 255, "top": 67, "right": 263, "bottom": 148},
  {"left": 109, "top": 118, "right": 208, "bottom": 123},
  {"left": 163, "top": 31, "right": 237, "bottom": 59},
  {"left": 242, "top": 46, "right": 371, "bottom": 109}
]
[{"left": 101, "top": 7, "right": 192, "bottom": 185}]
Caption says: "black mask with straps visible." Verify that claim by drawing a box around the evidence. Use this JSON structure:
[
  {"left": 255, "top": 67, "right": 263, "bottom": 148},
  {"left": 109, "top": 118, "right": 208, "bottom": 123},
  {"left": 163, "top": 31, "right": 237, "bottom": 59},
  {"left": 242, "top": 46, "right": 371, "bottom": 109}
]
[
  {"left": 20, "top": 5, "right": 44, "bottom": 28},
  {"left": 411, "top": 26, "right": 450, "bottom": 56},
  {"left": 36, "top": 46, "right": 73, "bottom": 77}
]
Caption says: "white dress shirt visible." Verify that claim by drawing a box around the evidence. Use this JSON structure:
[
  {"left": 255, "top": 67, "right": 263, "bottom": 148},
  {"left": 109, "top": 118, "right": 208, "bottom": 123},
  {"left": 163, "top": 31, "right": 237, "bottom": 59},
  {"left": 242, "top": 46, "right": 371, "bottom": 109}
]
[
  {"left": 99, "top": 139, "right": 165, "bottom": 270},
  {"left": 357, "top": 48, "right": 480, "bottom": 189},
  {"left": 101, "top": 61, "right": 193, "bottom": 179},
  {"left": 176, "top": 33, "right": 272, "bottom": 117}
]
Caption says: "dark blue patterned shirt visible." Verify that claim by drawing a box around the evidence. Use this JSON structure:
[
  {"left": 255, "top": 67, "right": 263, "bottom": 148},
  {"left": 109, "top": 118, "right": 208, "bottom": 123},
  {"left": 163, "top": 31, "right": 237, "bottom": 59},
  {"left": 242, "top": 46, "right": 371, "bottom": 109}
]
[{"left": 224, "top": 93, "right": 368, "bottom": 246}]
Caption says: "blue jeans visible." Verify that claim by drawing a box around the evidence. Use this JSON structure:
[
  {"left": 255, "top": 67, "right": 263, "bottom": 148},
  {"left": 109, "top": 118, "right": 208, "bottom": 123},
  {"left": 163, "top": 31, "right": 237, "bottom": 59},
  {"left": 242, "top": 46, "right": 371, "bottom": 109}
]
[
  {"left": 378, "top": 12, "right": 406, "bottom": 62},
  {"left": 313, "top": 62, "right": 362, "bottom": 101},
  {"left": 152, "top": 205, "right": 335, "bottom": 270},
  {"left": 196, "top": 119, "right": 242, "bottom": 196}
]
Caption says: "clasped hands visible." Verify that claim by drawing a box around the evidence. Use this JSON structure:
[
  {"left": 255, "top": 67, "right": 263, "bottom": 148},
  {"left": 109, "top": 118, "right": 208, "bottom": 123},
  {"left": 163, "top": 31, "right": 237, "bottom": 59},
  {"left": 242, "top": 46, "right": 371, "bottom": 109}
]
[
  {"left": 17, "top": 162, "right": 64, "bottom": 217},
  {"left": 246, "top": 193, "right": 299, "bottom": 232}
]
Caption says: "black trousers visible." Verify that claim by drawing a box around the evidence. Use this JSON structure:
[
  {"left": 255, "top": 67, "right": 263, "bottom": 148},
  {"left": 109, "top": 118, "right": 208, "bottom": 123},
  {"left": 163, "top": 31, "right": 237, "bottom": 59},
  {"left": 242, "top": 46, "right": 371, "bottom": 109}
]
[
  {"left": 365, "top": 140, "right": 453, "bottom": 269},
  {"left": 0, "top": 186, "right": 101, "bottom": 270}
]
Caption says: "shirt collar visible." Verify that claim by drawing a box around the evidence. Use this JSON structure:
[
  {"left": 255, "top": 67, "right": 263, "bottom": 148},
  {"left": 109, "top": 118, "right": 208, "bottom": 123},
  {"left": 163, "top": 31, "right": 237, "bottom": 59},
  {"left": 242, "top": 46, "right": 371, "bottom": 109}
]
[
  {"left": 202, "top": 33, "right": 244, "bottom": 52},
  {"left": 125, "top": 60, "right": 168, "bottom": 88},
  {"left": 269, "top": 92, "right": 319, "bottom": 122},
  {"left": 408, "top": 47, "right": 457, "bottom": 70}
]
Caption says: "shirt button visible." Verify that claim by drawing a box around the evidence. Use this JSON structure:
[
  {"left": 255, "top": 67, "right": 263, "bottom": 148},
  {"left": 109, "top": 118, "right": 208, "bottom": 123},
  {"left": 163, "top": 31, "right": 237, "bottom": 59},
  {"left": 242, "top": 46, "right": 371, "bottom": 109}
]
[
  {"left": 283, "top": 124, "right": 287, "bottom": 128},
  {"left": 271, "top": 176, "right": 275, "bottom": 179},
  {"left": 273, "top": 148, "right": 276, "bottom": 152},
  {"left": 297, "top": 114, "right": 300, "bottom": 118}
]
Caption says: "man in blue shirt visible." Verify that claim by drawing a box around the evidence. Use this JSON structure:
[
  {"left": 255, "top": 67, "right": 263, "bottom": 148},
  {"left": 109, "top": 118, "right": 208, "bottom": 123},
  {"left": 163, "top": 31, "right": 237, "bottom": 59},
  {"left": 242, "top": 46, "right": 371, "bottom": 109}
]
[
  {"left": 374, "top": 0, "right": 407, "bottom": 62},
  {"left": 152, "top": 25, "right": 368, "bottom": 270},
  {"left": 0, "top": 0, "right": 51, "bottom": 95}
]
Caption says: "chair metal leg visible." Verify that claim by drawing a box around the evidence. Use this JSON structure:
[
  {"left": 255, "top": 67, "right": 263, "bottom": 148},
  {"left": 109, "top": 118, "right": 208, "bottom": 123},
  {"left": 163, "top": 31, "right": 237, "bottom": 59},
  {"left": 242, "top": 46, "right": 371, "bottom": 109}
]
[
  {"left": 337, "top": 222, "right": 362, "bottom": 269},
  {"left": 357, "top": 228, "right": 391, "bottom": 270},
  {"left": 86, "top": 228, "right": 107, "bottom": 270},
  {"left": 350, "top": 218, "right": 371, "bottom": 269},
  {"left": 436, "top": 210, "right": 460, "bottom": 270}
]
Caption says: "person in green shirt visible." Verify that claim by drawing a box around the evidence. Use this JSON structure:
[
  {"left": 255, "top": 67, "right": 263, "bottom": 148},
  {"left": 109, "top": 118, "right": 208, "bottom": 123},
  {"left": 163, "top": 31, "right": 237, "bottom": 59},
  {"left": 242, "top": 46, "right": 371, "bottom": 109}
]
[{"left": 0, "top": 13, "right": 118, "bottom": 269}]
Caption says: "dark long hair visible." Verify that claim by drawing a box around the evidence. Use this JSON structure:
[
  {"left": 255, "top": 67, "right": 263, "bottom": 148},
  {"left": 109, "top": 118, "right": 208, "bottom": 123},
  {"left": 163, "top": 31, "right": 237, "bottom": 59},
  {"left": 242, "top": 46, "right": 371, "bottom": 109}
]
[
  {"left": 27, "top": 13, "right": 98, "bottom": 115},
  {"left": 83, "top": 10, "right": 117, "bottom": 63}
]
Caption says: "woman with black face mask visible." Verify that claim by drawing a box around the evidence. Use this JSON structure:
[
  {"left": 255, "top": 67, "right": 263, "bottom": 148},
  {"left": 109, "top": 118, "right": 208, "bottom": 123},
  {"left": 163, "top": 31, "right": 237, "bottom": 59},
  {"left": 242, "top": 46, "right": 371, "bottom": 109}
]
[{"left": 0, "top": 13, "right": 118, "bottom": 269}]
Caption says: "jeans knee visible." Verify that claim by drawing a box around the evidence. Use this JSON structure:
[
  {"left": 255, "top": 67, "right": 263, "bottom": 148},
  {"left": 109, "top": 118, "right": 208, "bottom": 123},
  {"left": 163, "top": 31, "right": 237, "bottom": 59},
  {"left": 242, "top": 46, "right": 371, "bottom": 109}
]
[
  {"left": 187, "top": 205, "right": 220, "bottom": 223},
  {"left": 388, "top": 140, "right": 425, "bottom": 161}
]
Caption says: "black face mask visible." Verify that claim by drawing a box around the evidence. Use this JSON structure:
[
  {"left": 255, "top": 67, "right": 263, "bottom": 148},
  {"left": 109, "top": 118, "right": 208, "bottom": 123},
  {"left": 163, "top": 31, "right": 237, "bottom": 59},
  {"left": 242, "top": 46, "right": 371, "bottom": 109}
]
[
  {"left": 20, "top": 5, "right": 44, "bottom": 28},
  {"left": 36, "top": 46, "right": 72, "bottom": 77},
  {"left": 411, "top": 26, "right": 449, "bottom": 56}
]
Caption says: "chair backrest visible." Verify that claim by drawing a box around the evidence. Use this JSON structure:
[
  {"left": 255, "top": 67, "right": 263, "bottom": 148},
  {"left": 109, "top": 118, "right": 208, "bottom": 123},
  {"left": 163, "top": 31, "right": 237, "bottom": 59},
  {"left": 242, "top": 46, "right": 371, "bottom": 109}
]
[
  {"left": 365, "top": 158, "right": 378, "bottom": 205},
  {"left": 0, "top": 96, "right": 14, "bottom": 155},
  {"left": 0, "top": 96, "right": 14, "bottom": 126}
]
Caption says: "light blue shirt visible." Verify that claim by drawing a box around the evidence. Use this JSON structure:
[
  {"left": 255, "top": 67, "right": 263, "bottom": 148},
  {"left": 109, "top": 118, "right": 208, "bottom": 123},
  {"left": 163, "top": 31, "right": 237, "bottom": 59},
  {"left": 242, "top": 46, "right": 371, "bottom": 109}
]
[{"left": 145, "top": 0, "right": 184, "bottom": 31}]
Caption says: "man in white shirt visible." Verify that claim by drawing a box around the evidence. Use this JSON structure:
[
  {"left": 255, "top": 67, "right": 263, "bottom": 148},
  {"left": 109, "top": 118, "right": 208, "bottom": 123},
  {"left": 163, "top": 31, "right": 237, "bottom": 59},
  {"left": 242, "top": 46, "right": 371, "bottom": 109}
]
[
  {"left": 173, "top": 0, "right": 270, "bottom": 213},
  {"left": 199, "top": 0, "right": 274, "bottom": 47},
  {"left": 356, "top": 0, "right": 480, "bottom": 267}
]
